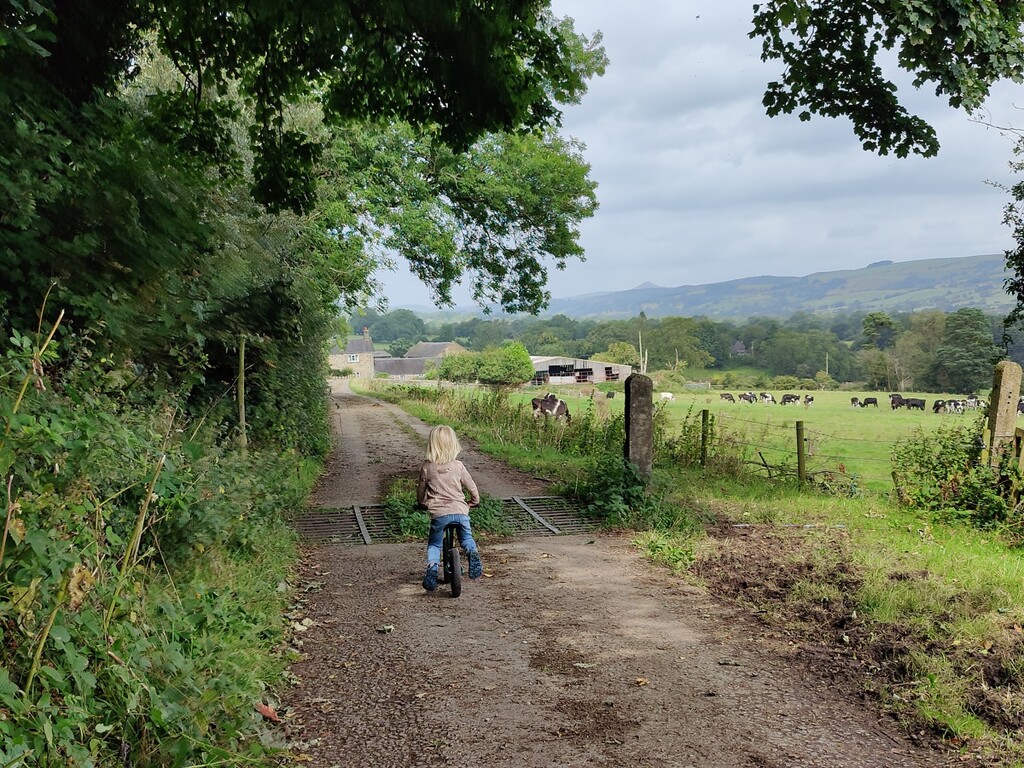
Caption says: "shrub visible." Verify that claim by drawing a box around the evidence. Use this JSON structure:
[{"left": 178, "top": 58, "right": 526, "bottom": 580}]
[{"left": 891, "top": 419, "right": 1023, "bottom": 540}]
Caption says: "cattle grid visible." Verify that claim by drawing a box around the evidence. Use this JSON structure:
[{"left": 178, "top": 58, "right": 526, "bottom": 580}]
[{"left": 290, "top": 496, "right": 596, "bottom": 544}]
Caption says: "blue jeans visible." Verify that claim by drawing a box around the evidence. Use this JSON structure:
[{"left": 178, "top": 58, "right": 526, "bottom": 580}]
[{"left": 426, "top": 514, "right": 477, "bottom": 566}]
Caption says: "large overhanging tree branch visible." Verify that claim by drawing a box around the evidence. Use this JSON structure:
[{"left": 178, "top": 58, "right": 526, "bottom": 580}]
[
  {"left": 323, "top": 123, "right": 598, "bottom": 314},
  {"left": 4, "top": 0, "right": 599, "bottom": 212},
  {"left": 751, "top": 0, "right": 1024, "bottom": 156}
]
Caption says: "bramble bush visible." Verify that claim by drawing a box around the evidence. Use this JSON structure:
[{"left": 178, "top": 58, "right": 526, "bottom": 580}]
[{"left": 891, "top": 419, "right": 1024, "bottom": 542}]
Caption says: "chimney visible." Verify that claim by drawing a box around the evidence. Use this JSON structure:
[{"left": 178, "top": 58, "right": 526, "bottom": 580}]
[{"left": 363, "top": 326, "right": 370, "bottom": 340}]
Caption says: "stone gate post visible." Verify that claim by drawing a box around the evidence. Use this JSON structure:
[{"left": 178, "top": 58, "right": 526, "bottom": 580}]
[
  {"left": 987, "top": 360, "right": 1022, "bottom": 465},
  {"left": 624, "top": 373, "right": 654, "bottom": 480}
]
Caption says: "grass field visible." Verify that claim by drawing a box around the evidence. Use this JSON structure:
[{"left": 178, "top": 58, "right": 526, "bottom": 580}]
[{"left": 504, "top": 385, "right": 992, "bottom": 495}]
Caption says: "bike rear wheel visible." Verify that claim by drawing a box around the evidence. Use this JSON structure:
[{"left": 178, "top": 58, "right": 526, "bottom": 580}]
[{"left": 448, "top": 547, "right": 462, "bottom": 598}]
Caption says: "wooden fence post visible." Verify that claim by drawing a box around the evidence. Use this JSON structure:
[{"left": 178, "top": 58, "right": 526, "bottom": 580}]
[
  {"left": 796, "top": 420, "right": 806, "bottom": 486},
  {"left": 238, "top": 336, "right": 247, "bottom": 457},
  {"left": 700, "top": 409, "right": 709, "bottom": 467}
]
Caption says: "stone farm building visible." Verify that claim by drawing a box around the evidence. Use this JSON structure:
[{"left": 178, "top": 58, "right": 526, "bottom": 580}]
[
  {"left": 530, "top": 356, "right": 632, "bottom": 385},
  {"left": 328, "top": 332, "right": 629, "bottom": 384},
  {"left": 328, "top": 329, "right": 467, "bottom": 379},
  {"left": 328, "top": 328, "right": 384, "bottom": 379}
]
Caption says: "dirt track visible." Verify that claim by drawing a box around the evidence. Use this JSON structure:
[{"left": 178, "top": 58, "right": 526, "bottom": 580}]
[{"left": 282, "top": 382, "right": 952, "bottom": 767}]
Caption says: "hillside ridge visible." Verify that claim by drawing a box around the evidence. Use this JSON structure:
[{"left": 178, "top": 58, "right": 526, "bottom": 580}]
[{"left": 405, "top": 253, "right": 1014, "bottom": 320}]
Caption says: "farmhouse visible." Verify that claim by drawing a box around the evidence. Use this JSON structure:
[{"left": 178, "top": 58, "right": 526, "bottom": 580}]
[
  {"left": 329, "top": 327, "right": 386, "bottom": 378},
  {"left": 530, "top": 355, "right": 632, "bottom": 385}
]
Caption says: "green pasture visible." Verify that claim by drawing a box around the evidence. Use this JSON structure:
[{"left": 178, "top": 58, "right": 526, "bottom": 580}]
[{"left": 509, "top": 384, "right": 992, "bottom": 495}]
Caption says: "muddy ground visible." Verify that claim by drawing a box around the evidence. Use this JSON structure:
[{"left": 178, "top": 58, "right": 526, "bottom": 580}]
[{"left": 280, "top": 381, "right": 957, "bottom": 767}]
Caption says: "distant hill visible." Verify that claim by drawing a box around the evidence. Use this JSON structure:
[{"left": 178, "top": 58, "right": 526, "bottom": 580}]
[
  {"left": 403, "top": 254, "right": 1017, "bottom": 321},
  {"left": 540, "top": 253, "right": 1015, "bottom": 320}
]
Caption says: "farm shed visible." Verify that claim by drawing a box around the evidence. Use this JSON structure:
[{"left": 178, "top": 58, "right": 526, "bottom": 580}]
[{"left": 529, "top": 356, "right": 632, "bottom": 385}]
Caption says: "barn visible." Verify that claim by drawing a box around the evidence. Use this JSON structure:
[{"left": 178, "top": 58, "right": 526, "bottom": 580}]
[{"left": 529, "top": 356, "right": 632, "bottom": 385}]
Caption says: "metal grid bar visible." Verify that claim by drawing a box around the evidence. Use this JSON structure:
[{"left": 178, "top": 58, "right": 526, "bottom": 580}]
[
  {"left": 511, "top": 496, "right": 561, "bottom": 534},
  {"left": 291, "top": 497, "right": 596, "bottom": 544}
]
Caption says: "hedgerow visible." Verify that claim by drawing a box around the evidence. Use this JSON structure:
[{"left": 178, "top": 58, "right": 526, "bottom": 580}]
[{"left": 1, "top": 322, "right": 315, "bottom": 766}]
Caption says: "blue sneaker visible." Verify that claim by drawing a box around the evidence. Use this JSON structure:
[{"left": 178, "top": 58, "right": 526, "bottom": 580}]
[
  {"left": 422, "top": 564, "right": 438, "bottom": 591},
  {"left": 468, "top": 551, "right": 482, "bottom": 580}
]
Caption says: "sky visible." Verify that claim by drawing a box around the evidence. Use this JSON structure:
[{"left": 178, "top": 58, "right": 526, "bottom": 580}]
[{"left": 382, "top": 1, "right": 1024, "bottom": 311}]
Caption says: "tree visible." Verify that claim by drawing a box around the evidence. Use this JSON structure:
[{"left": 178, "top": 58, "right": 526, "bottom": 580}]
[
  {"left": 477, "top": 342, "right": 535, "bottom": 386},
  {"left": 324, "top": 123, "right": 599, "bottom": 313},
  {"left": 645, "top": 317, "right": 712, "bottom": 371},
  {"left": 857, "top": 347, "right": 895, "bottom": 390},
  {"left": 861, "top": 312, "right": 897, "bottom": 349},
  {"left": 4, "top": 3, "right": 605, "bottom": 212},
  {"left": 932, "top": 308, "right": 1000, "bottom": 393},
  {"left": 752, "top": 2, "right": 1024, "bottom": 157},
  {"left": 892, "top": 310, "right": 946, "bottom": 390},
  {"left": 389, "top": 338, "right": 414, "bottom": 358},
  {"left": 597, "top": 342, "right": 641, "bottom": 366},
  {"left": 437, "top": 352, "right": 480, "bottom": 383},
  {"left": 369, "top": 310, "right": 426, "bottom": 344}
]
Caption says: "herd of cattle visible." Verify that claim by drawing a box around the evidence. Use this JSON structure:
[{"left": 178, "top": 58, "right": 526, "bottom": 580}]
[
  {"left": 532, "top": 389, "right": 1014, "bottom": 422},
  {"left": 713, "top": 391, "right": 990, "bottom": 414},
  {"left": 717, "top": 391, "right": 815, "bottom": 406}
]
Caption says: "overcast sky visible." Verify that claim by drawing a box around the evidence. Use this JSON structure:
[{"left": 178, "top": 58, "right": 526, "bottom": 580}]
[{"left": 382, "top": 1, "right": 1024, "bottom": 310}]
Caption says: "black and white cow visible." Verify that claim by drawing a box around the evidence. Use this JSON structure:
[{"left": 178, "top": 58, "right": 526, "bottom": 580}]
[
  {"left": 932, "top": 399, "right": 946, "bottom": 414},
  {"left": 720, "top": 392, "right": 736, "bottom": 403},
  {"left": 759, "top": 392, "right": 776, "bottom": 404},
  {"left": 738, "top": 391, "right": 757, "bottom": 404},
  {"left": 850, "top": 397, "right": 861, "bottom": 408},
  {"left": 780, "top": 393, "right": 800, "bottom": 405},
  {"left": 532, "top": 392, "right": 571, "bottom": 422},
  {"left": 861, "top": 397, "right": 879, "bottom": 408},
  {"left": 803, "top": 395, "right": 814, "bottom": 407},
  {"left": 890, "top": 394, "right": 905, "bottom": 410}
]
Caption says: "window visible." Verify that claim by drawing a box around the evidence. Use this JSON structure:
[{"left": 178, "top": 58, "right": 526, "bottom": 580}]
[{"left": 348, "top": 354, "right": 359, "bottom": 363}]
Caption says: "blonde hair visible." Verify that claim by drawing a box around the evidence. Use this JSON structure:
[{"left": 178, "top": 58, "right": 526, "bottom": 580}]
[{"left": 426, "top": 425, "right": 461, "bottom": 464}]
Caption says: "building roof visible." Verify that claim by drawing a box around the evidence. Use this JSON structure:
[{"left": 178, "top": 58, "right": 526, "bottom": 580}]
[
  {"left": 344, "top": 336, "right": 376, "bottom": 354},
  {"left": 405, "top": 341, "right": 466, "bottom": 359},
  {"left": 375, "top": 357, "right": 428, "bottom": 376}
]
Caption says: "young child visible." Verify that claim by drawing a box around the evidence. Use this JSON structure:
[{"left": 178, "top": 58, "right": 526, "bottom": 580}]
[{"left": 417, "top": 425, "right": 483, "bottom": 591}]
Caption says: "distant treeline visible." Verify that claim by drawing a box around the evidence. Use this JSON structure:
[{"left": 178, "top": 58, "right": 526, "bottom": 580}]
[{"left": 351, "top": 307, "right": 1021, "bottom": 393}]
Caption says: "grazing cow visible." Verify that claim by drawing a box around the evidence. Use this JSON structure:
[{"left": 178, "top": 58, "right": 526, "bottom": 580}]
[
  {"left": 803, "top": 395, "right": 814, "bottom": 407},
  {"left": 738, "top": 391, "right": 757, "bottom": 404},
  {"left": 780, "top": 393, "right": 800, "bottom": 405},
  {"left": 890, "top": 394, "right": 905, "bottom": 410},
  {"left": 720, "top": 392, "right": 736, "bottom": 403},
  {"left": 933, "top": 399, "right": 946, "bottom": 414},
  {"left": 948, "top": 400, "right": 965, "bottom": 414},
  {"left": 759, "top": 392, "right": 776, "bottom": 404},
  {"left": 850, "top": 397, "right": 861, "bottom": 408},
  {"left": 904, "top": 397, "right": 925, "bottom": 411},
  {"left": 659, "top": 392, "right": 675, "bottom": 402},
  {"left": 861, "top": 397, "right": 879, "bottom": 408},
  {"left": 532, "top": 392, "right": 571, "bottom": 422}
]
